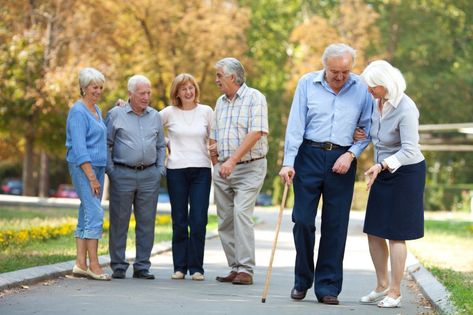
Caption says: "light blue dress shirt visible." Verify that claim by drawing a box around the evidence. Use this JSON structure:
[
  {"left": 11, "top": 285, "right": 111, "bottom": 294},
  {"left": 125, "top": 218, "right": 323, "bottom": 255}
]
[
  {"left": 105, "top": 103, "right": 166, "bottom": 172},
  {"left": 283, "top": 71, "right": 373, "bottom": 167}
]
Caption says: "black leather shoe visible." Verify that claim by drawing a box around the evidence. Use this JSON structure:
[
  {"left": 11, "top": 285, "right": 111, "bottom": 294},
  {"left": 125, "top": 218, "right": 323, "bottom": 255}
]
[
  {"left": 133, "top": 269, "right": 155, "bottom": 279},
  {"left": 112, "top": 269, "right": 126, "bottom": 279},
  {"left": 291, "top": 288, "right": 307, "bottom": 300}
]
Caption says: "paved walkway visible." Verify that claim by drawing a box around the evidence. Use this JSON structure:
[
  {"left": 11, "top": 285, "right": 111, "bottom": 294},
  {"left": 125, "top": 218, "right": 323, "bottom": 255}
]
[{"left": 0, "top": 208, "right": 438, "bottom": 314}]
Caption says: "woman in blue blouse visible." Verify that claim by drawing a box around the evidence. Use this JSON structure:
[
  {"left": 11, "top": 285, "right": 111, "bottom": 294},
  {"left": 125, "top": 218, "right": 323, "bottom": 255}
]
[
  {"left": 66, "top": 67, "right": 110, "bottom": 280},
  {"left": 356, "top": 60, "right": 425, "bottom": 308}
]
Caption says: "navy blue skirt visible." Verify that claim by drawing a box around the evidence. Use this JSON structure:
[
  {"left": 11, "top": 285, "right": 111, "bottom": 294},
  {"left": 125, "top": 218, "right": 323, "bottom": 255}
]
[{"left": 363, "top": 160, "right": 426, "bottom": 240}]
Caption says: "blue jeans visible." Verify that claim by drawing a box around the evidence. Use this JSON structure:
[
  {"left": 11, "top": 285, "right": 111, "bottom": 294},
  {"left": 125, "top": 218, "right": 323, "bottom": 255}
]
[
  {"left": 68, "top": 163, "right": 105, "bottom": 239},
  {"left": 167, "top": 167, "right": 211, "bottom": 275}
]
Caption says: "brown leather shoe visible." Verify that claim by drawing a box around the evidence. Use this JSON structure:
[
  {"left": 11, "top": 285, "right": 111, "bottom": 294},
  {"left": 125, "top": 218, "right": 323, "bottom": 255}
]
[
  {"left": 216, "top": 271, "right": 238, "bottom": 282},
  {"left": 290, "top": 288, "right": 307, "bottom": 300},
  {"left": 320, "top": 295, "right": 339, "bottom": 305},
  {"left": 232, "top": 272, "right": 253, "bottom": 285}
]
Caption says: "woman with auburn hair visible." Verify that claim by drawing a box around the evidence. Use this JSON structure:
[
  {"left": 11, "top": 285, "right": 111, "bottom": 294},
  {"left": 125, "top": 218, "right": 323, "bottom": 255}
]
[
  {"left": 66, "top": 67, "right": 110, "bottom": 281},
  {"left": 355, "top": 60, "right": 425, "bottom": 308},
  {"left": 159, "top": 73, "right": 213, "bottom": 281}
]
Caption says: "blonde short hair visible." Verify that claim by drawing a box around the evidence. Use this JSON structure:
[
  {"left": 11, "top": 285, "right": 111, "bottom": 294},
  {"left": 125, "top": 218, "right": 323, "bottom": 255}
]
[
  {"left": 79, "top": 67, "right": 105, "bottom": 96},
  {"left": 170, "top": 73, "right": 200, "bottom": 107},
  {"left": 361, "top": 60, "right": 406, "bottom": 101}
]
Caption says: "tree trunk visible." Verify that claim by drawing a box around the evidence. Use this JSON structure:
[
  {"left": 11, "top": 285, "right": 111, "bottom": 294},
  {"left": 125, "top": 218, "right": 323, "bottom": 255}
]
[
  {"left": 38, "top": 150, "right": 49, "bottom": 197},
  {"left": 22, "top": 135, "right": 35, "bottom": 196}
]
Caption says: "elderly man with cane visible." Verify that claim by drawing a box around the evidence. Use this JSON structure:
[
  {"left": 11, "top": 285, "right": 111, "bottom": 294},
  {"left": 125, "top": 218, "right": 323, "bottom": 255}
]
[{"left": 279, "top": 43, "right": 373, "bottom": 305}]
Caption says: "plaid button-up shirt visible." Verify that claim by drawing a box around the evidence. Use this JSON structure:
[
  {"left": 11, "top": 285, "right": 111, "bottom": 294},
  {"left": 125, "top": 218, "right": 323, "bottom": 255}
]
[{"left": 210, "top": 83, "right": 269, "bottom": 162}]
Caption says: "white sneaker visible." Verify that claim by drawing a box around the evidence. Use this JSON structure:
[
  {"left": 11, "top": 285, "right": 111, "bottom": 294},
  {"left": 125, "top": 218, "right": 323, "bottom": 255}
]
[
  {"left": 171, "top": 271, "right": 185, "bottom": 280},
  {"left": 191, "top": 272, "right": 204, "bottom": 281},
  {"left": 378, "top": 295, "right": 402, "bottom": 308},
  {"left": 360, "top": 288, "right": 389, "bottom": 303}
]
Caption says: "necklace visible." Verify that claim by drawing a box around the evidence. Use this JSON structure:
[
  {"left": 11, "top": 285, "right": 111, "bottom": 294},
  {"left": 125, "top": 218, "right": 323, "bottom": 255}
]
[{"left": 179, "top": 105, "right": 197, "bottom": 126}]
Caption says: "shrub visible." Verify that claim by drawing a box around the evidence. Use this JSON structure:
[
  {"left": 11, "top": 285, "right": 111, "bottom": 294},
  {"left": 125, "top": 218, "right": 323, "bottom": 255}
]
[{"left": 0, "top": 214, "right": 172, "bottom": 250}]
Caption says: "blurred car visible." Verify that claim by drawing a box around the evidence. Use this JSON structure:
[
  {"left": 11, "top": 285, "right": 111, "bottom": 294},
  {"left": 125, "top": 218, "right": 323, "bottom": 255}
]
[
  {"left": 256, "top": 193, "right": 272, "bottom": 206},
  {"left": 51, "top": 184, "right": 78, "bottom": 198},
  {"left": 158, "top": 191, "right": 170, "bottom": 203},
  {"left": 1, "top": 178, "right": 23, "bottom": 195}
]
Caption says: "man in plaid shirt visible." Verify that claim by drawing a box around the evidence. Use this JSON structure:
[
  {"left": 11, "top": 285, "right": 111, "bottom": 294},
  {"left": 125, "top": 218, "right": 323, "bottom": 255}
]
[{"left": 209, "top": 57, "right": 268, "bottom": 285}]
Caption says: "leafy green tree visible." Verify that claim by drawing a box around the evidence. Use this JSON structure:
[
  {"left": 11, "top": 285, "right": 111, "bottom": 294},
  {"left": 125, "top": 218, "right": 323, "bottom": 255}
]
[
  {"left": 90, "top": 0, "right": 250, "bottom": 111},
  {"left": 367, "top": 0, "right": 473, "bottom": 209},
  {"left": 0, "top": 0, "right": 103, "bottom": 195},
  {"left": 237, "top": 0, "right": 302, "bottom": 191}
]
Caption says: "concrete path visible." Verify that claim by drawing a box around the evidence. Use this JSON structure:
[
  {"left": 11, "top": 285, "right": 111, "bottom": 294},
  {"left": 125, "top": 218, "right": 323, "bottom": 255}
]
[{"left": 0, "top": 209, "right": 436, "bottom": 315}]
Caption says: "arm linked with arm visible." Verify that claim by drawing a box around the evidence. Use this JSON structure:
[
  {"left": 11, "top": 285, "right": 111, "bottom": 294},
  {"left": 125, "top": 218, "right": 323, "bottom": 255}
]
[
  {"left": 348, "top": 91, "right": 374, "bottom": 157},
  {"left": 208, "top": 139, "right": 218, "bottom": 166},
  {"left": 209, "top": 109, "right": 219, "bottom": 166}
]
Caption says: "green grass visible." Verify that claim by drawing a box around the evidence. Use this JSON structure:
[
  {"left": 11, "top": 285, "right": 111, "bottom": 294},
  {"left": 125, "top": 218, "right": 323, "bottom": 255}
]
[
  {"left": 0, "top": 206, "right": 75, "bottom": 220},
  {"left": 427, "top": 267, "right": 473, "bottom": 315},
  {"left": 409, "top": 218, "right": 473, "bottom": 315},
  {"left": 0, "top": 206, "right": 218, "bottom": 273},
  {"left": 424, "top": 220, "right": 473, "bottom": 237}
]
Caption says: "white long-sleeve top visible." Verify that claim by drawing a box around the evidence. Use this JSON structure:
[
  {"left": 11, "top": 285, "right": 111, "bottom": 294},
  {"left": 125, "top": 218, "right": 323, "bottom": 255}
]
[{"left": 159, "top": 104, "right": 213, "bottom": 169}]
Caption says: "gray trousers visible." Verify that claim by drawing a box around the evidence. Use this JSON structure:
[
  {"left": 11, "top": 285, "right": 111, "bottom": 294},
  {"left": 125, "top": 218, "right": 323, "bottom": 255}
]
[
  {"left": 213, "top": 158, "right": 266, "bottom": 275},
  {"left": 108, "top": 165, "right": 161, "bottom": 272}
]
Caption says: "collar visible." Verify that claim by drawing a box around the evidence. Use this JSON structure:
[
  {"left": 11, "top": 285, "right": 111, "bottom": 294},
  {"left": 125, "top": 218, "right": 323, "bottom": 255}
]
[
  {"left": 126, "top": 102, "right": 150, "bottom": 115},
  {"left": 223, "top": 83, "right": 248, "bottom": 102},
  {"left": 385, "top": 93, "right": 404, "bottom": 109}
]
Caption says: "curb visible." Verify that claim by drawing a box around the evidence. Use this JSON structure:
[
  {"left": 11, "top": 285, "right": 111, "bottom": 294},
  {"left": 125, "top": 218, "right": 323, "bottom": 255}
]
[
  {"left": 0, "top": 231, "right": 218, "bottom": 292},
  {"left": 406, "top": 254, "right": 457, "bottom": 315}
]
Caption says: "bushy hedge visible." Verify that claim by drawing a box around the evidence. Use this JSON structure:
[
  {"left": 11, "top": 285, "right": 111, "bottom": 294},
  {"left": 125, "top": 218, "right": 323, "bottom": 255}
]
[
  {"left": 0, "top": 219, "right": 77, "bottom": 250},
  {"left": 0, "top": 214, "right": 172, "bottom": 250}
]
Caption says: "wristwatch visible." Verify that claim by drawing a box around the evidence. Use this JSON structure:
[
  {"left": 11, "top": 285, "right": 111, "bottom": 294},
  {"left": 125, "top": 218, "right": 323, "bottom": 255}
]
[{"left": 348, "top": 151, "right": 356, "bottom": 160}]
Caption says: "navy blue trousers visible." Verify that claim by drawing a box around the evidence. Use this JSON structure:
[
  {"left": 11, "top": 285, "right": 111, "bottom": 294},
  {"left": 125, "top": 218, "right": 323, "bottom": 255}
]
[
  {"left": 292, "top": 143, "right": 356, "bottom": 300},
  {"left": 167, "top": 167, "right": 211, "bottom": 275}
]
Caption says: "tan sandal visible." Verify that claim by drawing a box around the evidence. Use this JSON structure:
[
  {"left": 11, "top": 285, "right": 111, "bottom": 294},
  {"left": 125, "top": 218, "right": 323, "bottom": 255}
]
[
  {"left": 72, "top": 265, "right": 89, "bottom": 278},
  {"left": 171, "top": 271, "right": 185, "bottom": 280},
  {"left": 86, "top": 268, "right": 111, "bottom": 281}
]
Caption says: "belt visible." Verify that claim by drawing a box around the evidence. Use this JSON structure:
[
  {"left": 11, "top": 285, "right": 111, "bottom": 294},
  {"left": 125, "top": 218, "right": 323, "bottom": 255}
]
[
  {"left": 303, "top": 139, "right": 349, "bottom": 151},
  {"left": 114, "top": 162, "right": 156, "bottom": 171},
  {"left": 236, "top": 156, "right": 266, "bottom": 165}
]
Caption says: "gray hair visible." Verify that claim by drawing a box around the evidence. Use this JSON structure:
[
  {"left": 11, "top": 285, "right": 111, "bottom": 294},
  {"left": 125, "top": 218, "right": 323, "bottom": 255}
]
[
  {"left": 322, "top": 43, "right": 357, "bottom": 68},
  {"left": 79, "top": 67, "right": 105, "bottom": 96},
  {"left": 215, "top": 57, "right": 246, "bottom": 85},
  {"left": 361, "top": 60, "right": 406, "bottom": 101},
  {"left": 128, "top": 75, "right": 151, "bottom": 93}
]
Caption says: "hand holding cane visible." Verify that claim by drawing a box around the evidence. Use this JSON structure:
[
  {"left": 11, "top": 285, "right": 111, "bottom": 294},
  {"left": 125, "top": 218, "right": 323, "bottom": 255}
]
[{"left": 261, "top": 181, "right": 290, "bottom": 303}]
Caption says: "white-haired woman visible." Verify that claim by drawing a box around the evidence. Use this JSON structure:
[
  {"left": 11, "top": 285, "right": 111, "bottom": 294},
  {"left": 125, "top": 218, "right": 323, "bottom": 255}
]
[
  {"left": 66, "top": 67, "right": 110, "bottom": 280},
  {"left": 355, "top": 60, "right": 425, "bottom": 308}
]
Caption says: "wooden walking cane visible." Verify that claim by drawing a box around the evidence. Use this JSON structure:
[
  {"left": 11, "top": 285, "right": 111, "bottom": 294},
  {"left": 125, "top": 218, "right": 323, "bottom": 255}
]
[{"left": 261, "top": 182, "right": 289, "bottom": 303}]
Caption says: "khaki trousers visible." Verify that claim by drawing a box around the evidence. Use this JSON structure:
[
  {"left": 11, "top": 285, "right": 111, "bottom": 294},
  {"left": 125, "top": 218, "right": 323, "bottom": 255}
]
[{"left": 213, "top": 158, "right": 266, "bottom": 275}]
